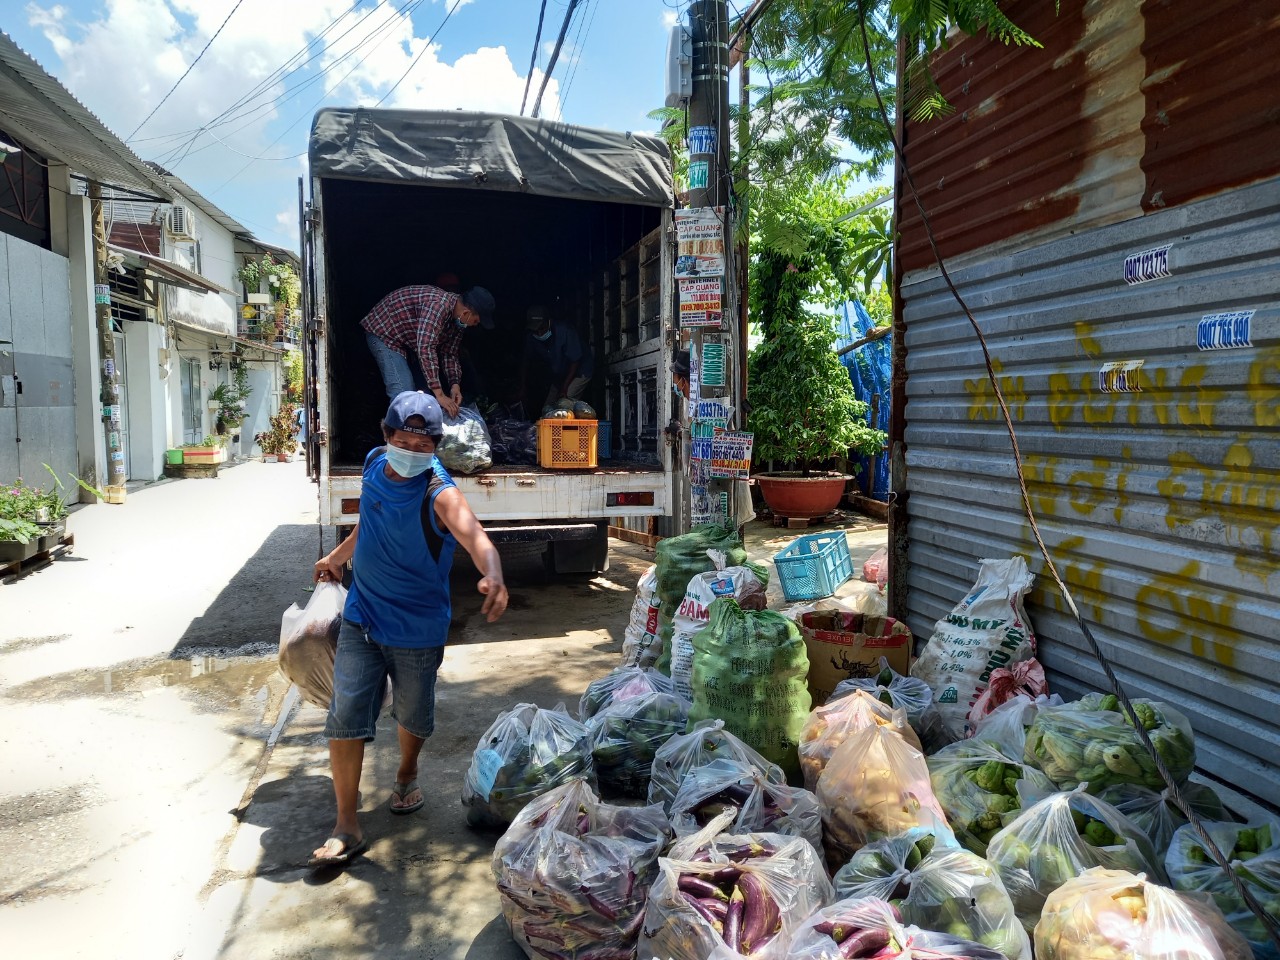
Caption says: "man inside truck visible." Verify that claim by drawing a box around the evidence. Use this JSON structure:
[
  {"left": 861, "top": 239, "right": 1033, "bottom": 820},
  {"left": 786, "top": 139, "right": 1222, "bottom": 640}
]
[
  {"left": 521, "top": 305, "right": 594, "bottom": 410},
  {"left": 307, "top": 390, "right": 508, "bottom": 870},
  {"left": 360, "top": 283, "right": 496, "bottom": 417}
]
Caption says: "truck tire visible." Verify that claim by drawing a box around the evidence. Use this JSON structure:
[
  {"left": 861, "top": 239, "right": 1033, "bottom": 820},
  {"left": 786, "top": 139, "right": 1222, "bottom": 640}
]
[{"left": 547, "top": 522, "right": 609, "bottom": 576}]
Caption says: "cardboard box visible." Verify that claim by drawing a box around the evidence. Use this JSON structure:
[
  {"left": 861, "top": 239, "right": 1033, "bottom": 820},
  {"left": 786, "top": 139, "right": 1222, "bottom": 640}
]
[{"left": 798, "top": 610, "right": 913, "bottom": 705}]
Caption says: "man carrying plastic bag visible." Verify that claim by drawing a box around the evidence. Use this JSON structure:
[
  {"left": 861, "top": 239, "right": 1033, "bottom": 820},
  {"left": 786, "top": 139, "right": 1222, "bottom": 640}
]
[{"left": 306, "top": 391, "right": 508, "bottom": 870}]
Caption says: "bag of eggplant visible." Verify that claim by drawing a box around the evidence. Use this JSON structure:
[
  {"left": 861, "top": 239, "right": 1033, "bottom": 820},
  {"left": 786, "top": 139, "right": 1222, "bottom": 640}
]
[
  {"left": 493, "top": 778, "right": 671, "bottom": 960},
  {"left": 668, "top": 756, "right": 823, "bottom": 853},
  {"left": 649, "top": 719, "right": 786, "bottom": 813},
  {"left": 639, "top": 814, "right": 834, "bottom": 960},
  {"left": 789, "top": 896, "right": 1011, "bottom": 960}
]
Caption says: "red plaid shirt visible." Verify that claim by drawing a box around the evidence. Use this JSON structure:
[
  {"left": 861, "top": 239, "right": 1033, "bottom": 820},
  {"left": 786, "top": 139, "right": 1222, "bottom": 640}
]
[{"left": 360, "top": 285, "right": 463, "bottom": 393}]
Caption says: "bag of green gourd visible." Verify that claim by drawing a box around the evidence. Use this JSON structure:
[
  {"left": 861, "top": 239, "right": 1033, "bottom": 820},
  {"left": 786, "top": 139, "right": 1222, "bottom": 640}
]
[
  {"left": 687, "top": 598, "right": 812, "bottom": 781},
  {"left": 970, "top": 693, "right": 1063, "bottom": 759},
  {"left": 832, "top": 827, "right": 1031, "bottom": 960},
  {"left": 462, "top": 702, "right": 594, "bottom": 828},
  {"left": 1166, "top": 817, "right": 1280, "bottom": 960},
  {"left": 986, "top": 787, "right": 1165, "bottom": 932},
  {"left": 667, "top": 558, "right": 769, "bottom": 702},
  {"left": 816, "top": 724, "right": 950, "bottom": 870},
  {"left": 1095, "top": 781, "right": 1225, "bottom": 854},
  {"left": 927, "top": 738, "right": 1057, "bottom": 855},
  {"left": 649, "top": 718, "right": 785, "bottom": 812},
  {"left": 587, "top": 689, "right": 690, "bottom": 799},
  {"left": 668, "top": 757, "right": 823, "bottom": 852}
]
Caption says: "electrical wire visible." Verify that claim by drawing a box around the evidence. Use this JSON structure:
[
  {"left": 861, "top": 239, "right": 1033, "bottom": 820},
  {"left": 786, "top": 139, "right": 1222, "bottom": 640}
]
[
  {"left": 852, "top": 3, "right": 1280, "bottom": 949},
  {"left": 520, "top": 0, "right": 549, "bottom": 116},
  {"left": 556, "top": 0, "right": 601, "bottom": 116},
  {"left": 127, "top": 0, "right": 247, "bottom": 142},
  {"left": 530, "top": 0, "right": 583, "bottom": 119},
  {"left": 373, "top": 0, "right": 464, "bottom": 107}
]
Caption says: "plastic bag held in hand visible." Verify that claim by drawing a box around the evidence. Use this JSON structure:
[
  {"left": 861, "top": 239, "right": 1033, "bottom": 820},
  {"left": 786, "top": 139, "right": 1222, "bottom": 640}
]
[
  {"left": 1166, "top": 816, "right": 1280, "bottom": 959},
  {"left": 789, "top": 896, "right": 1011, "bottom": 960},
  {"left": 278, "top": 581, "right": 352, "bottom": 709},
  {"left": 648, "top": 719, "right": 786, "bottom": 813},
  {"left": 493, "top": 779, "right": 671, "bottom": 960},
  {"left": 832, "top": 828, "right": 1032, "bottom": 960},
  {"left": 437, "top": 406, "right": 493, "bottom": 474},
  {"left": 668, "top": 757, "right": 824, "bottom": 852},
  {"left": 462, "top": 703, "right": 595, "bottom": 828},
  {"left": 965, "top": 659, "right": 1049, "bottom": 734},
  {"left": 987, "top": 787, "right": 1165, "bottom": 932},
  {"left": 800, "top": 689, "right": 922, "bottom": 793},
  {"left": 639, "top": 816, "right": 834, "bottom": 960},
  {"left": 816, "top": 724, "right": 951, "bottom": 869},
  {"left": 1034, "top": 867, "right": 1254, "bottom": 960}
]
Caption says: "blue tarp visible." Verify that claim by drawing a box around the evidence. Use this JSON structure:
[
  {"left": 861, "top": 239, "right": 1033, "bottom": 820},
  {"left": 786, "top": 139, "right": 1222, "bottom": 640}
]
[{"left": 834, "top": 300, "right": 890, "bottom": 500}]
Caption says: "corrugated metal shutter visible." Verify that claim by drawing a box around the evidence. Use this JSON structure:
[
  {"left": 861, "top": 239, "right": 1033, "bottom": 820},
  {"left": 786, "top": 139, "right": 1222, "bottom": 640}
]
[{"left": 899, "top": 177, "right": 1280, "bottom": 805}]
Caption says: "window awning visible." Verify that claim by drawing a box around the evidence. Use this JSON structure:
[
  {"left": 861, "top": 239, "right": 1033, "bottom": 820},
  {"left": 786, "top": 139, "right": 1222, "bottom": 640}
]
[
  {"left": 170, "top": 316, "right": 285, "bottom": 357},
  {"left": 108, "top": 244, "right": 234, "bottom": 296}
]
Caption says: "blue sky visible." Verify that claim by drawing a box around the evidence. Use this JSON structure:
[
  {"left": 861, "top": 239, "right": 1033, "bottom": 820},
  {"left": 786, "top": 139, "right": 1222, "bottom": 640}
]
[{"left": 5, "top": 0, "right": 689, "bottom": 251}]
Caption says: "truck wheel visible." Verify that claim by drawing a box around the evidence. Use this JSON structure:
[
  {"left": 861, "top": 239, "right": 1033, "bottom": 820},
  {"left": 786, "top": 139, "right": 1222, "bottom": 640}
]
[{"left": 547, "top": 523, "right": 609, "bottom": 576}]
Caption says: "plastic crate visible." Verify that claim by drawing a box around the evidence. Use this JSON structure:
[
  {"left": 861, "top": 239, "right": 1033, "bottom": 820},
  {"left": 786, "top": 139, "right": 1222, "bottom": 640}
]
[
  {"left": 537, "top": 419, "right": 599, "bottom": 469},
  {"left": 597, "top": 420, "right": 612, "bottom": 459},
  {"left": 773, "top": 532, "right": 854, "bottom": 602}
]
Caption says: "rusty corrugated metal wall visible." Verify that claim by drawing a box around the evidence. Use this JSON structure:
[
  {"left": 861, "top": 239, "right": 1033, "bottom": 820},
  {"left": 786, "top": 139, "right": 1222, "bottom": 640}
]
[{"left": 894, "top": 0, "right": 1280, "bottom": 805}]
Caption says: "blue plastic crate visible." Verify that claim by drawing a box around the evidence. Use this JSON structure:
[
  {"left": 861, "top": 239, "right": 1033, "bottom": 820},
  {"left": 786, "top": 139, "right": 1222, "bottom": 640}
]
[
  {"left": 773, "top": 532, "right": 855, "bottom": 602},
  {"left": 598, "top": 420, "right": 612, "bottom": 459}
]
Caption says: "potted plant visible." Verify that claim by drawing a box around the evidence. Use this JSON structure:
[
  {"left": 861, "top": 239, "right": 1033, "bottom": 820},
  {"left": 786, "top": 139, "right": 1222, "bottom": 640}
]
[
  {"left": 210, "top": 364, "right": 252, "bottom": 437},
  {"left": 0, "top": 479, "right": 42, "bottom": 562},
  {"left": 256, "top": 403, "right": 298, "bottom": 462}
]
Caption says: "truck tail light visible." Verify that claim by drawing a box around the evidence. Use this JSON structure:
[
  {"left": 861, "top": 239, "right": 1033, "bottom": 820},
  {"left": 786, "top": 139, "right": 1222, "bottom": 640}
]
[
  {"left": 340, "top": 498, "right": 360, "bottom": 514},
  {"left": 607, "top": 492, "right": 655, "bottom": 507}
]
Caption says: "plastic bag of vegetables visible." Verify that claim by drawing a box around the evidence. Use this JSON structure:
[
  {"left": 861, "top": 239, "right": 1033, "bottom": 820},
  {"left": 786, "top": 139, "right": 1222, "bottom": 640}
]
[
  {"left": 669, "top": 757, "right": 823, "bottom": 852},
  {"left": 816, "top": 724, "right": 950, "bottom": 869},
  {"left": 493, "top": 778, "right": 671, "bottom": 960},
  {"left": 986, "top": 788, "right": 1165, "bottom": 931},
  {"left": 970, "top": 693, "right": 1064, "bottom": 759},
  {"left": 687, "top": 598, "right": 812, "bottom": 780},
  {"left": 1166, "top": 817, "right": 1280, "bottom": 959},
  {"left": 801, "top": 689, "right": 921, "bottom": 793},
  {"left": 789, "top": 896, "right": 1010, "bottom": 960},
  {"left": 1024, "top": 694, "right": 1195, "bottom": 791},
  {"left": 579, "top": 666, "right": 679, "bottom": 720},
  {"left": 1034, "top": 867, "right": 1254, "bottom": 960},
  {"left": 830, "top": 657, "right": 933, "bottom": 726},
  {"left": 648, "top": 719, "right": 785, "bottom": 812},
  {"left": 1095, "top": 781, "right": 1225, "bottom": 854},
  {"left": 639, "top": 822, "right": 834, "bottom": 960},
  {"left": 587, "top": 689, "right": 690, "bottom": 798},
  {"left": 438, "top": 406, "right": 493, "bottom": 474},
  {"left": 927, "top": 739, "right": 1057, "bottom": 855},
  {"left": 462, "top": 702, "right": 595, "bottom": 828},
  {"left": 832, "top": 828, "right": 1031, "bottom": 960}
]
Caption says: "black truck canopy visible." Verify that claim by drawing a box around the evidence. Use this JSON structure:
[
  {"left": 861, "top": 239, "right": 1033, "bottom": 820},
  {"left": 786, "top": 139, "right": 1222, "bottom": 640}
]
[{"left": 309, "top": 108, "right": 673, "bottom": 208}]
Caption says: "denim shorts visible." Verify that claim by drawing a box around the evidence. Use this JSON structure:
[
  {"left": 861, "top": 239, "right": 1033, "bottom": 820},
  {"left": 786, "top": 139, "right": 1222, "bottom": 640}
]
[{"left": 324, "top": 618, "right": 445, "bottom": 742}]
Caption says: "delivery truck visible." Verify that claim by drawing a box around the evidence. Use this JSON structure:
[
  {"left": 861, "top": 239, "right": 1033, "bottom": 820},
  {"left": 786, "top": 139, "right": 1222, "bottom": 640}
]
[{"left": 301, "top": 109, "right": 678, "bottom": 573}]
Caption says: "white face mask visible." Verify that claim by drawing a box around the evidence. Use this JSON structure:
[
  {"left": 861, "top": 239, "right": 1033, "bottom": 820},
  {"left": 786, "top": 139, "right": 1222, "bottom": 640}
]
[
  {"left": 384, "top": 444, "right": 435, "bottom": 478},
  {"left": 533, "top": 328, "right": 552, "bottom": 342}
]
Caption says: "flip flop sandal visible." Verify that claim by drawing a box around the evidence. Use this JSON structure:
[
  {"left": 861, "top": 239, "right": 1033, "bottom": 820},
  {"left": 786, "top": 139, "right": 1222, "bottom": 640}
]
[
  {"left": 389, "top": 779, "right": 425, "bottom": 815},
  {"left": 307, "top": 832, "right": 367, "bottom": 869}
]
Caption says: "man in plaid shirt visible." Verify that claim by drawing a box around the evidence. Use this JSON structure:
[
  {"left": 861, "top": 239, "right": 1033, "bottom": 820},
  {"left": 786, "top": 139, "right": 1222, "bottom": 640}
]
[{"left": 361, "top": 284, "right": 495, "bottom": 416}]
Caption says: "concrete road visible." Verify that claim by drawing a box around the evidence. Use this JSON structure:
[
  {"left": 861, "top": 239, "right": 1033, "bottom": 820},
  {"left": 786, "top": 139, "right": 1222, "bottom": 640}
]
[{"left": 0, "top": 461, "right": 886, "bottom": 960}]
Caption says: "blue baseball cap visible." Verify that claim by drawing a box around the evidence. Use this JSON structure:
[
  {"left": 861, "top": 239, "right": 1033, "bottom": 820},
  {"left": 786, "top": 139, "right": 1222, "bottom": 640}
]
[
  {"left": 461, "top": 286, "right": 496, "bottom": 330},
  {"left": 385, "top": 391, "right": 444, "bottom": 437}
]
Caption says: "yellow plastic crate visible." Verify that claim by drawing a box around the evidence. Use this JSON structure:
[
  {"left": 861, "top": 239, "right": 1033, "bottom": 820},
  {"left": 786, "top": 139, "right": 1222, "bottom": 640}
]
[{"left": 537, "top": 419, "right": 599, "bottom": 469}]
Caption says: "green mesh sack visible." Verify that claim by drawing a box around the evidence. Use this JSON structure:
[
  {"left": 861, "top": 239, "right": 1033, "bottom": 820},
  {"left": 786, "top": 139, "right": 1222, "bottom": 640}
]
[
  {"left": 652, "top": 523, "right": 748, "bottom": 673},
  {"left": 687, "top": 598, "right": 812, "bottom": 780}
]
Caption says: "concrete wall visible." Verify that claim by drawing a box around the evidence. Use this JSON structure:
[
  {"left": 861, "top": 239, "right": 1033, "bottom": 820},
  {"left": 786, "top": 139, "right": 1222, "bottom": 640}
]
[
  {"left": 164, "top": 204, "right": 236, "bottom": 336},
  {"left": 238, "top": 360, "right": 279, "bottom": 457}
]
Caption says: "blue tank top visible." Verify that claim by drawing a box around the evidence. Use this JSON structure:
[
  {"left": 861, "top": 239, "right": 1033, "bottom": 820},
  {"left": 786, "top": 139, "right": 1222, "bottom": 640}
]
[{"left": 344, "top": 449, "right": 457, "bottom": 648}]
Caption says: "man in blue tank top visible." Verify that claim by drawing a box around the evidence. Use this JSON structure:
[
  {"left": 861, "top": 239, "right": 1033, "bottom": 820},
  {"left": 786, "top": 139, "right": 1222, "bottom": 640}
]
[{"left": 308, "top": 391, "right": 508, "bottom": 869}]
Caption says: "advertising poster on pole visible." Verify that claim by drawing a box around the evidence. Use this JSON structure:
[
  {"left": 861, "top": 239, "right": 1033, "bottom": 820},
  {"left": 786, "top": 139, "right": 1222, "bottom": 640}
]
[
  {"left": 678, "top": 277, "right": 723, "bottom": 327},
  {"left": 709, "top": 431, "right": 754, "bottom": 480},
  {"left": 674, "top": 207, "right": 726, "bottom": 278}
]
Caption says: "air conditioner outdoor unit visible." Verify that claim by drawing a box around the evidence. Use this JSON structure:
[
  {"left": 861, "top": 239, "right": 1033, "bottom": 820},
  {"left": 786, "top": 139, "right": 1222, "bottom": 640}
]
[{"left": 166, "top": 204, "right": 196, "bottom": 240}]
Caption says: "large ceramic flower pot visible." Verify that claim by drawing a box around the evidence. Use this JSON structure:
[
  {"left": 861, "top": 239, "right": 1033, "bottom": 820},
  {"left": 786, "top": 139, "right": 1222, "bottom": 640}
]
[{"left": 754, "top": 471, "right": 851, "bottom": 520}]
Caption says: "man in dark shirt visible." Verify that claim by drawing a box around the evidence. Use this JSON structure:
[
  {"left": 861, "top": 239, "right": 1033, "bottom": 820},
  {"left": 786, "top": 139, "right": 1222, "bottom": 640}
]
[{"left": 361, "top": 285, "right": 495, "bottom": 416}]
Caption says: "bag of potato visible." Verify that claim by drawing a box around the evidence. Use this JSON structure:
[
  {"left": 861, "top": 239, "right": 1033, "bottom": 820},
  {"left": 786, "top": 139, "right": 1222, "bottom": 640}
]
[{"left": 800, "top": 689, "right": 920, "bottom": 793}]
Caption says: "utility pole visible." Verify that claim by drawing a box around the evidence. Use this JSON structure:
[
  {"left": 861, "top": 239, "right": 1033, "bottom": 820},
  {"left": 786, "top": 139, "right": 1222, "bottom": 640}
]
[{"left": 88, "top": 181, "right": 127, "bottom": 502}]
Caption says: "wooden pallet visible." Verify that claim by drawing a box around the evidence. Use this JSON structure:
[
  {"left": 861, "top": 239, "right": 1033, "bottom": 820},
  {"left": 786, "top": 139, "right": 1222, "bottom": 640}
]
[
  {"left": 768, "top": 512, "right": 842, "bottom": 529},
  {"left": 163, "top": 462, "right": 220, "bottom": 479},
  {"left": 0, "top": 533, "right": 75, "bottom": 582}
]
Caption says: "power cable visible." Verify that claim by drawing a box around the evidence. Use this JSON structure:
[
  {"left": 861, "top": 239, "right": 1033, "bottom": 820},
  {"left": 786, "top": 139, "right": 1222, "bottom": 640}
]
[
  {"left": 520, "top": 0, "right": 550, "bottom": 116},
  {"left": 530, "top": 0, "right": 583, "bottom": 119},
  {"left": 556, "top": 0, "right": 600, "bottom": 116},
  {"left": 127, "top": 0, "right": 247, "bottom": 141},
  {"left": 852, "top": 3, "right": 1280, "bottom": 949},
  {"left": 374, "top": 0, "right": 465, "bottom": 107}
]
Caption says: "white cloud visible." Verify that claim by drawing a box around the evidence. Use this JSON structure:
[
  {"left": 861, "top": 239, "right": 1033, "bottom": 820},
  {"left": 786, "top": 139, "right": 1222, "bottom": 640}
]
[
  {"left": 274, "top": 206, "right": 299, "bottom": 244},
  {"left": 661, "top": 11, "right": 680, "bottom": 29}
]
